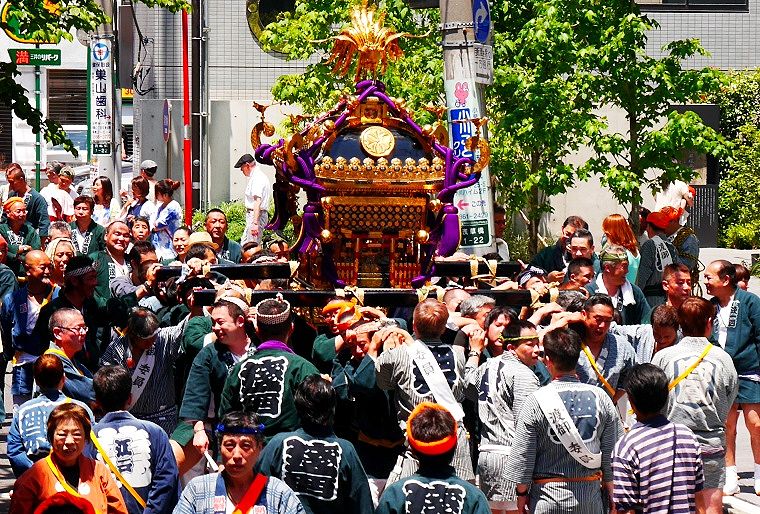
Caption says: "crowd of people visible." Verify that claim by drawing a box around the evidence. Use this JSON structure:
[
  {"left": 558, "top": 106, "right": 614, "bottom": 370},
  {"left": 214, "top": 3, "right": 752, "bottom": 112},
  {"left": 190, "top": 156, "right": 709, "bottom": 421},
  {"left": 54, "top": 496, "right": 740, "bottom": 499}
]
[{"left": 0, "top": 159, "right": 757, "bottom": 514}]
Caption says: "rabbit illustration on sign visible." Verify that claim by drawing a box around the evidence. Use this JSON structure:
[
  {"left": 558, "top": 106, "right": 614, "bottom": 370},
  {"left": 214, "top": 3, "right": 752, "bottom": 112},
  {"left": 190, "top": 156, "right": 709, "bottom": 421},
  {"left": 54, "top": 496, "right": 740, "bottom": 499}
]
[{"left": 454, "top": 82, "right": 469, "bottom": 107}]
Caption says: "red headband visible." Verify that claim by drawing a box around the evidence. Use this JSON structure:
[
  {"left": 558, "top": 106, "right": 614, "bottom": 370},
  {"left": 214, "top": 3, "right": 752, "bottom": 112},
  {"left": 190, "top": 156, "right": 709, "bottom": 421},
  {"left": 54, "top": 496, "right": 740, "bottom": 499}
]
[{"left": 406, "top": 402, "right": 457, "bottom": 456}]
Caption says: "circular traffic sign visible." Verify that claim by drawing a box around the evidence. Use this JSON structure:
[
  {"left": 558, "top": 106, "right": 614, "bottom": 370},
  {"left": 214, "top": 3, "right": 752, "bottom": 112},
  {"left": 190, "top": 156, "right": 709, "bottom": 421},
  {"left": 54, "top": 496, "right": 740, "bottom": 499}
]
[{"left": 472, "top": 0, "right": 491, "bottom": 44}]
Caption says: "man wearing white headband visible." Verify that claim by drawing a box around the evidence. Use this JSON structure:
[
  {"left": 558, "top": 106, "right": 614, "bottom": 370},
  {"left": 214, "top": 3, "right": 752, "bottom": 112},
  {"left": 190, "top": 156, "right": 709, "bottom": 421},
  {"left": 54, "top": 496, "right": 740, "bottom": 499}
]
[
  {"left": 219, "top": 294, "right": 319, "bottom": 440},
  {"left": 171, "top": 292, "right": 256, "bottom": 474},
  {"left": 100, "top": 307, "right": 191, "bottom": 434}
]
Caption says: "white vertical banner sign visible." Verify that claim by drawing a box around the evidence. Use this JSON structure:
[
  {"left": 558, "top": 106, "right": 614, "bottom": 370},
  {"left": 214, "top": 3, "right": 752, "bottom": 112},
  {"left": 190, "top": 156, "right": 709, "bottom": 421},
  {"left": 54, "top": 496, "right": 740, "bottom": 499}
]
[
  {"left": 445, "top": 53, "right": 495, "bottom": 253},
  {"left": 90, "top": 38, "right": 113, "bottom": 156}
]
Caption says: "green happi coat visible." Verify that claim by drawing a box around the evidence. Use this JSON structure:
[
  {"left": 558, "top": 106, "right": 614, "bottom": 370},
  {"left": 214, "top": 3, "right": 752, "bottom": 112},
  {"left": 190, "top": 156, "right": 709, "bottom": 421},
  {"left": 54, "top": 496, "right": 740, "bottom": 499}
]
[
  {"left": 376, "top": 466, "right": 491, "bottom": 514},
  {"left": 90, "top": 250, "right": 131, "bottom": 300},
  {"left": 256, "top": 428, "right": 373, "bottom": 514},
  {"left": 172, "top": 340, "right": 254, "bottom": 446},
  {"left": 69, "top": 220, "right": 106, "bottom": 255},
  {"left": 219, "top": 342, "right": 319, "bottom": 440},
  {"left": 0, "top": 222, "right": 41, "bottom": 275}
]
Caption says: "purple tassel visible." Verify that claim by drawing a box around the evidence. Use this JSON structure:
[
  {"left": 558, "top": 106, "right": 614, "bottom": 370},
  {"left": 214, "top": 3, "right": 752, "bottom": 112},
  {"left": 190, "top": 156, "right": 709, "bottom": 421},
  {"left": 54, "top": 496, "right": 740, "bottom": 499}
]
[
  {"left": 294, "top": 204, "right": 322, "bottom": 254},
  {"left": 412, "top": 243, "right": 436, "bottom": 288},
  {"left": 432, "top": 205, "right": 461, "bottom": 256}
]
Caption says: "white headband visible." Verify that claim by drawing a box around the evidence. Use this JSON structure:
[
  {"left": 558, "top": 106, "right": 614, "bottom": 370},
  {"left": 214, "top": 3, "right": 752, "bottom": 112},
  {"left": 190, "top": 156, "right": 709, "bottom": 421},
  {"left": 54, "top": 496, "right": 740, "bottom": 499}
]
[{"left": 218, "top": 295, "right": 250, "bottom": 313}]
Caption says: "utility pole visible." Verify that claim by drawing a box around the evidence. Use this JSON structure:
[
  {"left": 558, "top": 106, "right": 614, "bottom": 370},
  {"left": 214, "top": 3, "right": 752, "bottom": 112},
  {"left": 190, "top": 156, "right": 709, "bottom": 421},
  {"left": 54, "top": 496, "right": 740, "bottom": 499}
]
[{"left": 439, "top": 0, "right": 496, "bottom": 256}]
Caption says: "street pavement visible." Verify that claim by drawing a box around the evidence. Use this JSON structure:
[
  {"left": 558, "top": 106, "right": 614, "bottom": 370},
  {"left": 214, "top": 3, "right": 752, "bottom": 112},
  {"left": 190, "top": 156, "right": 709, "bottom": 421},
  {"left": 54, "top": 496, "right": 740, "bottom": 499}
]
[{"left": 0, "top": 248, "right": 758, "bottom": 513}]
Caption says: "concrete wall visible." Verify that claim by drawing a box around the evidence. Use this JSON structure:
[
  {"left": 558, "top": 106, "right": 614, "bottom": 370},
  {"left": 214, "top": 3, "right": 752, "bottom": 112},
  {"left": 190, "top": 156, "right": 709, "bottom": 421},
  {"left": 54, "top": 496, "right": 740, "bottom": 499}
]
[
  {"left": 137, "top": 98, "right": 302, "bottom": 208},
  {"left": 536, "top": 106, "right": 657, "bottom": 244}
]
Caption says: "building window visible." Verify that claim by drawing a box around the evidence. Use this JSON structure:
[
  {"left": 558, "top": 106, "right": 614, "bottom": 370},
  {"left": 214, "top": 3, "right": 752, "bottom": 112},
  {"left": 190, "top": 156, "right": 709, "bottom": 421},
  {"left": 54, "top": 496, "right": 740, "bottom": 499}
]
[
  {"left": 637, "top": 0, "right": 748, "bottom": 12},
  {"left": 47, "top": 69, "right": 89, "bottom": 163},
  {"left": 47, "top": 69, "right": 88, "bottom": 125}
]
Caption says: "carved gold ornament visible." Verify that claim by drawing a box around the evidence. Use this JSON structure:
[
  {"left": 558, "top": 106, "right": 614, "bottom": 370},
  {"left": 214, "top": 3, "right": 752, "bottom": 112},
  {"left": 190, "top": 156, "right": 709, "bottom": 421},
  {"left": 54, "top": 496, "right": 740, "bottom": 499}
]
[
  {"left": 250, "top": 101, "right": 275, "bottom": 149},
  {"left": 325, "top": 1, "right": 407, "bottom": 81},
  {"left": 359, "top": 126, "right": 395, "bottom": 157}
]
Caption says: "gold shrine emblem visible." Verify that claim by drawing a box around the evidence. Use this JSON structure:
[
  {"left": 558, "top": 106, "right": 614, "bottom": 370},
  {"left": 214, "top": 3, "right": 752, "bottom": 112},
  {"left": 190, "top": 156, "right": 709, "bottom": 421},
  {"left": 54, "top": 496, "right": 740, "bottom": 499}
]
[{"left": 360, "top": 126, "right": 395, "bottom": 157}]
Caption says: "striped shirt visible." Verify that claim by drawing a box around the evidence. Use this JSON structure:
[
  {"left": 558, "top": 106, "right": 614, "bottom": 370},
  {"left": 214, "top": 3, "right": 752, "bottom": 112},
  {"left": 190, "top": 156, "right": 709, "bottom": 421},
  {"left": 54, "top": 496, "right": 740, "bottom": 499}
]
[
  {"left": 375, "top": 337, "right": 466, "bottom": 427},
  {"left": 612, "top": 416, "right": 703, "bottom": 514},
  {"left": 376, "top": 338, "right": 474, "bottom": 482},
  {"left": 505, "top": 376, "right": 623, "bottom": 513},
  {"left": 173, "top": 473, "right": 305, "bottom": 514},
  {"left": 576, "top": 332, "right": 638, "bottom": 394},
  {"left": 464, "top": 352, "right": 539, "bottom": 447},
  {"left": 100, "top": 316, "right": 189, "bottom": 429}
]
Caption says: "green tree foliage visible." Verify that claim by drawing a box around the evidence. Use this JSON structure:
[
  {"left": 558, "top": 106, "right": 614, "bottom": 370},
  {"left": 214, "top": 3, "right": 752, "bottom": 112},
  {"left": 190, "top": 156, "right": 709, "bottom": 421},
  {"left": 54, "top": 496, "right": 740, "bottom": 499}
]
[
  {"left": 261, "top": 0, "right": 442, "bottom": 119},
  {"left": 711, "top": 69, "right": 760, "bottom": 139},
  {"left": 488, "top": 1, "right": 605, "bottom": 254},
  {"left": 587, "top": 2, "right": 732, "bottom": 231},
  {"left": 709, "top": 70, "right": 760, "bottom": 248},
  {"left": 260, "top": 0, "right": 731, "bottom": 253},
  {"left": 0, "top": 0, "right": 189, "bottom": 155},
  {"left": 718, "top": 126, "right": 760, "bottom": 248}
]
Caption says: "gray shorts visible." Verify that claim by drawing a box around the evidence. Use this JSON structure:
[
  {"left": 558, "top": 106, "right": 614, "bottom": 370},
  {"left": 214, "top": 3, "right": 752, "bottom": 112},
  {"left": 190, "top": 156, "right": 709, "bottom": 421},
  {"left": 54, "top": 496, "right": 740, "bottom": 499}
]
[
  {"left": 478, "top": 451, "right": 517, "bottom": 502},
  {"left": 702, "top": 454, "right": 726, "bottom": 489}
]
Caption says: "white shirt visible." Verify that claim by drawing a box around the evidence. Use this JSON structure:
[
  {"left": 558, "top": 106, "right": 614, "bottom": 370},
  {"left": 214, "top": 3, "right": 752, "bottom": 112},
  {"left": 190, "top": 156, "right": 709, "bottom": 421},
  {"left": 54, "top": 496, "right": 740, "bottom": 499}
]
[
  {"left": 93, "top": 198, "right": 122, "bottom": 226},
  {"left": 244, "top": 168, "right": 272, "bottom": 212},
  {"left": 594, "top": 274, "right": 636, "bottom": 308},
  {"left": 147, "top": 178, "right": 157, "bottom": 204},
  {"left": 716, "top": 293, "right": 736, "bottom": 349},
  {"left": 494, "top": 237, "right": 510, "bottom": 261},
  {"left": 10, "top": 294, "right": 45, "bottom": 366},
  {"left": 74, "top": 226, "right": 87, "bottom": 251},
  {"left": 40, "top": 184, "right": 74, "bottom": 217},
  {"left": 26, "top": 295, "right": 42, "bottom": 336},
  {"left": 108, "top": 250, "right": 131, "bottom": 279}
]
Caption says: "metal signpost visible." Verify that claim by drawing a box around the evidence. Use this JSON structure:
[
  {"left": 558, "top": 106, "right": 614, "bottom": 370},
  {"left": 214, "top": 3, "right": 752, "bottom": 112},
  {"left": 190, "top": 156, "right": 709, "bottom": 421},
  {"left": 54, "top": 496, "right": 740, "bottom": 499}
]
[
  {"left": 472, "top": 0, "right": 490, "bottom": 44},
  {"left": 473, "top": 43, "right": 493, "bottom": 85},
  {"left": 89, "top": 38, "right": 114, "bottom": 156}
]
